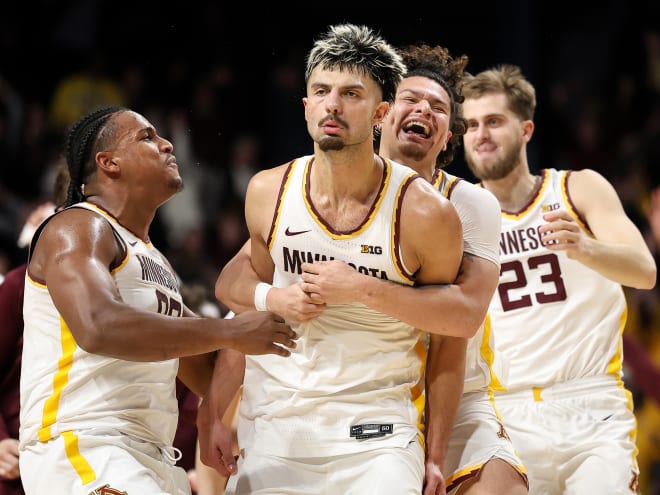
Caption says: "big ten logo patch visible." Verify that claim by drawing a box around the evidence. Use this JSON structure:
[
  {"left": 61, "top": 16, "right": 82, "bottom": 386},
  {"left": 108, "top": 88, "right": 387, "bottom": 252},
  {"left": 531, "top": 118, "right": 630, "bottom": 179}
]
[
  {"left": 541, "top": 203, "right": 560, "bottom": 213},
  {"left": 88, "top": 485, "right": 127, "bottom": 495},
  {"left": 360, "top": 245, "right": 383, "bottom": 255}
]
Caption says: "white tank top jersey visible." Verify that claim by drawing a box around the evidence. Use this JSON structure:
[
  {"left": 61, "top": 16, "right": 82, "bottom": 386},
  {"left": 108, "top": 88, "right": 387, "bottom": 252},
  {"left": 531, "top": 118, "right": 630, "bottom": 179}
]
[
  {"left": 19, "top": 202, "right": 182, "bottom": 450},
  {"left": 238, "top": 155, "right": 430, "bottom": 458},
  {"left": 487, "top": 168, "right": 628, "bottom": 393},
  {"left": 431, "top": 169, "right": 506, "bottom": 394}
]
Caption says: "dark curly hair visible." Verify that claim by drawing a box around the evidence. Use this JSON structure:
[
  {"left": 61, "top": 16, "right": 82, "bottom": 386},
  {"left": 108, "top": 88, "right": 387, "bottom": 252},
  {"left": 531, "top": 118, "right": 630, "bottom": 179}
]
[{"left": 387, "top": 44, "right": 469, "bottom": 169}]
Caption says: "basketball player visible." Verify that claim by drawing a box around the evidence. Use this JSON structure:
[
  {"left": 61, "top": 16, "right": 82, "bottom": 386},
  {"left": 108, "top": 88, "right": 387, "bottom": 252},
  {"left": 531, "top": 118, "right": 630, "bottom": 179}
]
[
  {"left": 197, "top": 24, "right": 464, "bottom": 495},
  {"left": 18, "top": 107, "right": 297, "bottom": 495},
  {"left": 461, "top": 64, "right": 656, "bottom": 494},
  {"left": 213, "top": 45, "right": 530, "bottom": 495},
  {"left": 373, "top": 45, "right": 528, "bottom": 495}
]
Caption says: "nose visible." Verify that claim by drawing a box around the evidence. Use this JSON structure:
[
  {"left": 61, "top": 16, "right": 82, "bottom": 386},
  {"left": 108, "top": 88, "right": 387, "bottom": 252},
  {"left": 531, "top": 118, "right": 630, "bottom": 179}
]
[
  {"left": 414, "top": 99, "right": 432, "bottom": 114},
  {"left": 160, "top": 136, "right": 174, "bottom": 152},
  {"left": 325, "top": 89, "right": 341, "bottom": 114},
  {"left": 473, "top": 122, "right": 489, "bottom": 140}
]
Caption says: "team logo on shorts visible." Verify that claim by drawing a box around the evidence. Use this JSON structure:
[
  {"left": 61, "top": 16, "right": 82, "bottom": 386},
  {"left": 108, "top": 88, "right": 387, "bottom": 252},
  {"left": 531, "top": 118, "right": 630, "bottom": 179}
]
[
  {"left": 88, "top": 484, "right": 127, "bottom": 495},
  {"left": 629, "top": 471, "right": 639, "bottom": 494},
  {"left": 497, "top": 422, "right": 511, "bottom": 441}
]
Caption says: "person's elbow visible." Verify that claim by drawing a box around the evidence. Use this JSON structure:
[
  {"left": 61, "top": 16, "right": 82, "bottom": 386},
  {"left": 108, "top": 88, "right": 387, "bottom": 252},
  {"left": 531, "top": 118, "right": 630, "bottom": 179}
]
[{"left": 636, "top": 260, "right": 657, "bottom": 290}]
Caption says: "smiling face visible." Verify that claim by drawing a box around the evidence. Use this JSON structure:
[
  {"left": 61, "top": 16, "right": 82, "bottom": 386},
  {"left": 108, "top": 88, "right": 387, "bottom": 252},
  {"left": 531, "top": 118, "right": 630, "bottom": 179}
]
[
  {"left": 378, "top": 75, "right": 453, "bottom": 179},
  {"left": 462, "top": 92, "right": 529, "bottom": 181}
]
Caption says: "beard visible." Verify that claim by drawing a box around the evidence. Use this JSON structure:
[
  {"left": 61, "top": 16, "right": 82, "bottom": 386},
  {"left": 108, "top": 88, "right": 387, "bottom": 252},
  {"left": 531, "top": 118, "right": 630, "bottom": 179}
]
[
  {"left": 396, "top": 140, "right": 427, "bottom": 163},
  {"left": 169, "top": 175, "right": 184, "bottom": 193},
  {"left": 466, "top": 138, "right": 522, "bottom": 181},
  {"left": 318, "top": 135, "right": 345, "bottom": 151}
]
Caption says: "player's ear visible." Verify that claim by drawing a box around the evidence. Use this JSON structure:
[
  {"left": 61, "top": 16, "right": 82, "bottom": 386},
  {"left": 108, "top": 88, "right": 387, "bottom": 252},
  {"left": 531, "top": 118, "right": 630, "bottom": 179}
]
[
  {"left": 96, "top": 151, "right": 121, "bottom": 176},
  {"left": 373, "top": 101, "right": 390, "bottom": 127}
]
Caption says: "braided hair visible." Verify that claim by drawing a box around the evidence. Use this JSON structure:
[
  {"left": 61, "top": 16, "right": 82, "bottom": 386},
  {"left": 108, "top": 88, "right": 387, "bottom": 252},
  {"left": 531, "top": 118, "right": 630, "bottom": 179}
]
[{"left": 63, "top": 106, "right": 127, "bottom": 207}]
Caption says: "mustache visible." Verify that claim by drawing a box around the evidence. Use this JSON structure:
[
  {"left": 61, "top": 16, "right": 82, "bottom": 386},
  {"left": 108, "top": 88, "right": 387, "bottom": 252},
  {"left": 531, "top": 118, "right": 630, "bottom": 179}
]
[{"left": 319, "top": 114, "right": 348, "bottom": 128}]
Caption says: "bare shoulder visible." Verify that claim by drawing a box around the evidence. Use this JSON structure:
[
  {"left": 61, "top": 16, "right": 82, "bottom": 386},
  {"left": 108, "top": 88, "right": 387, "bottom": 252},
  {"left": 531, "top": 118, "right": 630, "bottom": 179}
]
[
  {"left": 37, "top": 208, "right": 114, "bottom": 247},
  {"left": 30, "top": 208, "right": 117, "bottom": 278},
  {"left": 249, "top": 161, "right": 294, "bottom": 186},
  {"left": 403, "top": 177, "right": 461, "bottom": 228},
  {"left": 567, "top": 168, "right": 611, "bottom": 189},
  {"left": 567, "top": 168, "right": 620, "bottom": 212}
]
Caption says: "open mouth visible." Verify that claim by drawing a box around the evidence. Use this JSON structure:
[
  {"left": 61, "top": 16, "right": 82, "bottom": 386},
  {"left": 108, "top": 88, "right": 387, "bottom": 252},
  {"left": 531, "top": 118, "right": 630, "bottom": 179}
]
[{"left": 403, "top": 120, "right": 430, "bottom": 138}]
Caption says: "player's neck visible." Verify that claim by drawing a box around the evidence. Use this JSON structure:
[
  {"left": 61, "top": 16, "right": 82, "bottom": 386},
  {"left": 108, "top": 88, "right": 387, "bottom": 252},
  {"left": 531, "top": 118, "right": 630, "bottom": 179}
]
[{"left": 484, "top": 167, "right": 540, "bottom": 213}]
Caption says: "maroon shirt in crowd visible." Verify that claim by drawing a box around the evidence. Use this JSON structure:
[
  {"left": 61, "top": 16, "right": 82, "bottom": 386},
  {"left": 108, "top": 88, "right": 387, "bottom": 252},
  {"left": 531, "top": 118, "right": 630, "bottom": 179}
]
[{"left": 0, "top": 264, "right": 27, "bottom": 495}]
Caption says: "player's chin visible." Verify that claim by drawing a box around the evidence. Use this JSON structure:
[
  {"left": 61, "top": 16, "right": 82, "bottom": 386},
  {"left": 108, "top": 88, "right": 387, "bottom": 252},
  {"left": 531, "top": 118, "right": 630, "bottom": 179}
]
[{"left": 169, "top": 176, "right": 184, "bottom": 192}]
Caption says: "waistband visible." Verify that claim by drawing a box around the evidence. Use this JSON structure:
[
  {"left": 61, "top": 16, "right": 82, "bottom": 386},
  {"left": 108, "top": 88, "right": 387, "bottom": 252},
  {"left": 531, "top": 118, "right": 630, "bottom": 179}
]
[{"left": 494, "top": 374, "right": 621, "bottom": 402}]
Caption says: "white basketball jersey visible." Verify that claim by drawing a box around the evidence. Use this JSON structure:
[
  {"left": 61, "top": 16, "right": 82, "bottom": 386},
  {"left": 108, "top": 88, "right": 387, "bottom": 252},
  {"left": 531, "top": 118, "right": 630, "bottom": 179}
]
[
  {"left": 432, "top": 169, "right": 506, "bottom": 394},
  {"left": 489, "top": 168, "right": 627, "bottom": 392},
  {"left": 20, "top": 202, "right": 182, "bottom": 449},
  {"left": 238, "top": 155, "right": 429, "bottom": 457}
]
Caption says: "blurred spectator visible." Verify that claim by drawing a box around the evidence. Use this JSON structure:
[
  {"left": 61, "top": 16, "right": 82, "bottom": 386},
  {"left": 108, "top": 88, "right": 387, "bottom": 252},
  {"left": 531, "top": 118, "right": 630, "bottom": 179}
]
[
  {"left": 226, "top": 133, "right": 261, "bottom": 202},
  {"left": 48, "top": 54, "right": 125, "bottom": 132},
  {"left": 0, "top": 163, "right": 67, "bottom": 495},
  {"left": 263, "top": 53, "right": 311, "bottom": 164}
]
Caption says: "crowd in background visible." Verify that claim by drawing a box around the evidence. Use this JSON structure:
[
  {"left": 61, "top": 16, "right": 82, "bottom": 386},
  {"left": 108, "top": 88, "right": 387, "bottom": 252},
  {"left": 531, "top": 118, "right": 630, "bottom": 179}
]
[{"left": 1, "top": 1, "right": 660, "bottom": 493}]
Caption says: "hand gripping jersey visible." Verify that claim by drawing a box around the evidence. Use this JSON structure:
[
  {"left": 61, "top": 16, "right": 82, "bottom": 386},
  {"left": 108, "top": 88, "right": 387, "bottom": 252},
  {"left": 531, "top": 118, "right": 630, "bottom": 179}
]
[
  {"left": 489, "top": 168, "right": 628, "bottom": 392},
  {"left": 238, "top": 155, "right": 429, "bottom": 458},
  {"left": 20, "top": 202, "right": 182, "bottom": 450},
  {"left": 431, "top": 169, "right": 505, "bottom": 394}
]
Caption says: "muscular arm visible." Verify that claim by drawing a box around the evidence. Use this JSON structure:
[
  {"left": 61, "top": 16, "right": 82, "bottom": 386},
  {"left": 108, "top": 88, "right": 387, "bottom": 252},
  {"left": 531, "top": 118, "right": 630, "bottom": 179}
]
[
  {"left": 215, "top": 166, "right": 325, "bottom": 322},
  {"left": 215, "top": 241, "right": 257, "bottom": 315},
  {"left": 424, "top": 334, "right": 466, "bottom": 495},
  {"left": 199, "top": 165, "right": 294, "bottom": 477},
  {"left": 299, "top": 179, "right": 500, "bottom": 342},
  {"left": 541, "top": 168, "right": 656, "bottom": 289},
  {"left": 216, "top": 240, "right": 325, "bottom": 322},
  {"left": 29, "top": 209, "right": 297, "bottom": 362},
  {"left": 196, "top": 348, "right": 245, "bottom": 477}
]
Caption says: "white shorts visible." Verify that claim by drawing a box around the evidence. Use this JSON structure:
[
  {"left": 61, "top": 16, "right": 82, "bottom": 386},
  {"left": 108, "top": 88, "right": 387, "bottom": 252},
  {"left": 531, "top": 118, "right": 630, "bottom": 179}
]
[
  {"left": 444, "top": 391, "right": 527, "bottom": 494},
  {"left": 225, "top": 439, "right": 424, "bottom": 495},
  {"left": 19, "top": 429, "right": 191, "bottom": 495},
  {"left": 495, "top": 375, "right": 639, "bottom": 494}
]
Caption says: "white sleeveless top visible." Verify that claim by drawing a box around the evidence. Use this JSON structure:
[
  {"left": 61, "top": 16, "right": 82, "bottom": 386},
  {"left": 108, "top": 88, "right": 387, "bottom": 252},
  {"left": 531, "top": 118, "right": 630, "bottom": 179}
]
[
  {"left": 20, "top": 202, "right": 182, "bottom": 449},
  {"left": 488, "top": 168, "right": 627, "bottom": 393},
  {"left": 238, "top": 155, "right": 430, "bottom": 457}
]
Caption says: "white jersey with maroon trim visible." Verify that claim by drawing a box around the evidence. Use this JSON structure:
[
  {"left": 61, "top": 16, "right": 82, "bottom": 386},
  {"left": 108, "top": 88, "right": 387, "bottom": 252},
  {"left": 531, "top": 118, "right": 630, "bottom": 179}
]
[
  {"left": 20, "top": 201, "right": 182, "bottom": 450},
  {"left": 489, "top": 168, "right": 627, "bottom": 392},
  {"left": 237, "top": 155, "right": 431, "bottom": 458}
]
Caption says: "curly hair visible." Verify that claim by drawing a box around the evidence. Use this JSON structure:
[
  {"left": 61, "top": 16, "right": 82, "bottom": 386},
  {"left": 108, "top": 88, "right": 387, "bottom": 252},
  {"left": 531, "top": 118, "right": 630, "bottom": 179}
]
[{"left": 398, "top": 44, "right": 469, "bottom": 169}]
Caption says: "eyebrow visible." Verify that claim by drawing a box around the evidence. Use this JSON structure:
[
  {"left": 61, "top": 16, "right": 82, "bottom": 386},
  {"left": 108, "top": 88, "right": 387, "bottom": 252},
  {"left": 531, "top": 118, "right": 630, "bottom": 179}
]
[{"left": 398, "top": 88, "right": 450, "bottom": 106}]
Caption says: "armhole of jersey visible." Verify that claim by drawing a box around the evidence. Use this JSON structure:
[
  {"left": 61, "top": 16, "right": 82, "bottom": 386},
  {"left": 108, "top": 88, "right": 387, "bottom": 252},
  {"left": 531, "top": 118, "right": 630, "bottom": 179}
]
[
  {"left": 562, "top": 170, "right": 592, "bottom": 235},
  {"left": 266, "top": 159, "right": 297, "bottom": 250},
  {"left": 445, "top": 176, "right": 462, "bottom": 199},
  {"left": 392, "top": 174, "right": 422, "bottom": 284},
  {"left": 27, "top": 211, "right": 60, "bottom": 263},
  {"left": 109, "top": 228, "right": 128, "bottom": 271}
]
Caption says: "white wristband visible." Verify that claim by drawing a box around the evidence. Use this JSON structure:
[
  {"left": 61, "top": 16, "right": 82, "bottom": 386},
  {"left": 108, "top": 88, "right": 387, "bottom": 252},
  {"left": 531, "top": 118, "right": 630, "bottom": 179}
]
[{"left": 254, "top": 282, "right": 273, "bottom": 311}]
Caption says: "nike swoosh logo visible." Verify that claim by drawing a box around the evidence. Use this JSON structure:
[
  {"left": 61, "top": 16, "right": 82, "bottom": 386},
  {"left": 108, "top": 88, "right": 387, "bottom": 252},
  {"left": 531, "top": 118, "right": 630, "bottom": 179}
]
[
  {"left": 285, "top": 227, "right": 311, "bottom": 236},
  {"left": 128, "top": 240, "right": 138, "bottom": 247}
]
